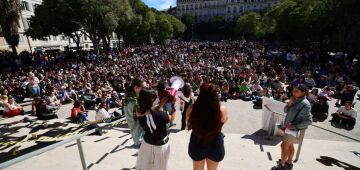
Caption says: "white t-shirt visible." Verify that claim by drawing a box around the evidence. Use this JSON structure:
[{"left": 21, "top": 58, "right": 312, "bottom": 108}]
[
  {"left": 337, "top": 107, "right": 357, "bottom": 119},
  {"left": 95, "top": 108, "right": 112, "bottom": 121}
]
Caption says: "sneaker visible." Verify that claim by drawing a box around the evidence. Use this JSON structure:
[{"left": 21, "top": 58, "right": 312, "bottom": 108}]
[
  {"left": 170, "top": 122, "right": 176, "bottom": 127},
  {"left": 271, "top": 163, "right": 285, "bottom": 170},
  {"left": 285, "top": 162, "right": 293, "bottom": 170}
]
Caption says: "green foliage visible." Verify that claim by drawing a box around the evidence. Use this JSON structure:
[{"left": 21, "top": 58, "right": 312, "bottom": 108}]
[
  {"left": 236, "top": 12, "right": 261, "bottom": 37},
  {"left": 233, "top": 0, "right": 360, "bottom": 50},
  {"left": 0, "top": 0, "right": 21, "bottom": 55}
]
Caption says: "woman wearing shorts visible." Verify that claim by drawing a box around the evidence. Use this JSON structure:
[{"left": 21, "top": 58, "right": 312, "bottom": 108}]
[
  {"left": 272, "top": 84, "right": 312, "bottom": 170},
  {"left": 187, "top": 83, "right": 228, "bottom": 170}
]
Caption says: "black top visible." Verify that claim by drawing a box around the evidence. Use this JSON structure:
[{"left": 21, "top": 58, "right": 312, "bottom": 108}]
[{"left": 138, "top": 110, "right": 170, "bottom": 145}]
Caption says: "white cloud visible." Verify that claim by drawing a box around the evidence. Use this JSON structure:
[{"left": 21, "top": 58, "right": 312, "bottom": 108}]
[{"left": 158, "top": 0, "right": 176, "bottom": 10}]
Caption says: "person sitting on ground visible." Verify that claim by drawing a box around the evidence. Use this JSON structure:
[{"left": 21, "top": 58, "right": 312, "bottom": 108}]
[
  {"left": 82, "top": 88, "right": 97, "bottom": 110},
  {"left": 251, "top": 80, "right": 264, "bottom": 100},
  {"left": 95, "top": 101, "right": 120, "bottom": 122},
  {"left": 220, "top": 81, "right": 229, "bottom": 102},
  {"left": 36, "top": 98, "right": 58, "bottom": 120},
  {"left": 61, "top": 86, "right": 78, "bottom": 104},
  {"left": 305, "top": 74, "right": 316, "bottom": 89},
  {"left": 1, "top": 89, "right": 9, "bottom": 103},
  {"left": 331, "top": 101, "right": 357, "bottom": 129},
  {"left": 47, "top": 90, "right": 61, "bottom": 110},
  {"left": 319, "top": 86, "right": 333, "bottom": 101},
  {"left": 71, "top": 100, "right": 88, "bottom": 123},
  {"left": 109, "top": 91, "right": 122, "bottom": 108},
  {"left": 273, "top": 91, "right": 286, "bottom": 103},
  {"left": 337, "top": 85, "right": 359, "bottom": 106},
  {"left": 239, "top": 81, "right": 252, "bottom": 101},
  {"left": 307, "top": 89, "right": 319, "bottom": 106},
  {"left": 229, "top": 82, "right": 240, "bottom": 99},
  {"left": 311, "top": 96, "right": 329, "bottom": 120},
  {"left": 3, "top": 96, "right": 24, "bottom": 117}
]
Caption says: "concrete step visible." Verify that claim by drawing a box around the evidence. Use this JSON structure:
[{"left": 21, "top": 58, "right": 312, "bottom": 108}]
[{"left": 6, "top": 129, "right": 360, "bottom": 170}]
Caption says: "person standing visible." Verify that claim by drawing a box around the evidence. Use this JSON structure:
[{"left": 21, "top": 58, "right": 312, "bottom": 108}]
[
  {"left": 187, "top": 83, "right": 228, "bottom": 170},
  {"left": 272, "top": 84, "right": 312, "bottom": 170},
  {"left": 124, "top": 78, "right": 145, "bottom": 147},
  {"left": 28, "top": 72, "right": 40, "bottom": 97},
  {"left": 135, "top": 88, "right": 175, "bottom": 170},
  {"left": 179, "top": 83, "right": 194, "bottom": 130}
]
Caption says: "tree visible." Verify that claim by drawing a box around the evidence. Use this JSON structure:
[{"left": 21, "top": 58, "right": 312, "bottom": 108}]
[
  {"left": 181, "top": 14, "right": 195, "bottom": 40},
  {"left": 236, "top": 12, "right": 261, "bottom": 38},
  {"left": 0, "top": 0, "right": 21, "bottom": 55},
  {"left": 81, "top": 0, "right": 132, "bottom": 52},
  {"left": 27, "top": 0, "right": 83, "bottom": 52},
  {"left": 167, "top": 15, "right": 186, "bottom": 38},
  {"left": 155, "top": 14, "right": 173, "bottom": 43}
]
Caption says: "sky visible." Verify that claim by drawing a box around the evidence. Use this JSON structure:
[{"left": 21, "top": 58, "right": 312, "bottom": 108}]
[{"left": 142, "top": 0, "right": 176, "bottom": 10}]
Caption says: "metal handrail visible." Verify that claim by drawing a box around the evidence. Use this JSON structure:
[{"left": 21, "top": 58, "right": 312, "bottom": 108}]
[
  {"left": 0, "top": 117, "right": 126, "bottom": 170},
  {"left": 263, "top": 104, "right": 286, "bottom": 117}
]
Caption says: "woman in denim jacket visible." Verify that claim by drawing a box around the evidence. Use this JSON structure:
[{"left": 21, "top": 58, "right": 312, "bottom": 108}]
[{"left": 272, "top": 84, "right": 312, "bottom": 170}]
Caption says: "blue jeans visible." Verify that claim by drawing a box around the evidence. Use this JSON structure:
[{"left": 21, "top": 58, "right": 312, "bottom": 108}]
[{"left": 30, "top": 85, "right": 40, "bottom": 96}]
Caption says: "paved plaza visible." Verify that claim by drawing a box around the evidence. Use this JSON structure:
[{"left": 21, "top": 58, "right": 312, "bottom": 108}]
[{"left": 2, "top": 95, "right": 360, "bottom": 170}]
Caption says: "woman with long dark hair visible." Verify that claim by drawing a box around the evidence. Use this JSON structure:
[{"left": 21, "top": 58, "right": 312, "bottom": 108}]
[
  {"left": 187, "top": 83, "right": 228, "bottom": 170},
  {"left": 136, "top": 88, "right": 175, "bottom": 170}
]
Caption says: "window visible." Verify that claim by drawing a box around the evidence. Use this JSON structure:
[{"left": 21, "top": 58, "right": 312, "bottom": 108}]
[
  {"left": 21, "top": 1, "right": 30, "bottom": 11},
  {"left": 33, "top": 4, "right": 39, "bottom": 11},
  {"left": 23, "top": 18, "right": 30, "bottom": 29},
  {"left": 85, "top": 44, "right": 89, "bottom": 48},
  {"left": 61, "top": 36, "right": 65, "bottom": 41},
  {"left": 233, "top": 6, "right": 237, "bottom": 13},
  {"left": 228, "top": 7, "right": 231, "bottom": 13},
  {"left": 19, "top": 34, "right": 24, "bottom": 43}
]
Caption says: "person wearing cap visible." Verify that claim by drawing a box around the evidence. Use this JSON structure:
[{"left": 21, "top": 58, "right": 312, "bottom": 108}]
[
  {"left": 272, "top": 84, "right": 312, "bottom": 170},
  {"left": 331, "top": 101, "right": 357, "bottom": 129},
  {"left": 3, "top": 96, "right": 24, "bottom": 117}
]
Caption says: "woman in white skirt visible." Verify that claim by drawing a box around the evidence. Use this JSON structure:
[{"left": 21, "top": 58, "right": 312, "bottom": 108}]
[{"left": 136, "top": 88, "right": 175, "bottom": 170}]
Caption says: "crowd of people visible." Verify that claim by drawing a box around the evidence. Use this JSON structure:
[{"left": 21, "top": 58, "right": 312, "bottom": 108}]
[{"left": 0, "top": 40, "right": 359, "bottom": 169}]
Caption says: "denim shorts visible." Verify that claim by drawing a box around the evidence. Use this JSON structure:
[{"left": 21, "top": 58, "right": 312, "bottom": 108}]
[{"left": 188, "top": 133, "right": 225, "bottom": 162}]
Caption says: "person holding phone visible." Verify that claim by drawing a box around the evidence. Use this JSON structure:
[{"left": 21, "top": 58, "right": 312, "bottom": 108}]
[{"left": 272, "top": 84, "right": 312, "bottom": 170}]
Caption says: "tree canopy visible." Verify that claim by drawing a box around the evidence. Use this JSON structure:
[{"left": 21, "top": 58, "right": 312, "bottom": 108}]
[
  {"left": 0, "top": 0, "right": 21, "bottom": 55},
  {"left": 27, "top": 0, "right": 186, "bottom": 51}
]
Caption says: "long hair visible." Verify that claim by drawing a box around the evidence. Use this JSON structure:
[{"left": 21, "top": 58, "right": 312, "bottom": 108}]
[
  {"left": 182, "top": 83, "right": 192, "bottom": 98},
  {"left": 126, "top": 78, "right": 144, "bottom": 93},
  {"left": 137, "top": 88, "right": 157, "bottom": 113},
  {"left": 189, "top": 83, "right": 222, "bottom": 144}
]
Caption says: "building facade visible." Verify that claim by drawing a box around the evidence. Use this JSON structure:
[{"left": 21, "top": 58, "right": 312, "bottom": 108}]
[
  {"left": 176, "top": 0, "right": 279, "bottom": 21},
  {"left": 0, "top": 0, "right": 120, "bottom": 53}
]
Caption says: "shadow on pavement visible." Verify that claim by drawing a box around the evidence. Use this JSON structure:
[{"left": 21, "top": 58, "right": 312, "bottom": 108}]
[
  {"left": 316, "top": 156, "right": 360, "bottom": 170},
  {"left": 241, "top": 129, "right": 282, "bottom": 146}
]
